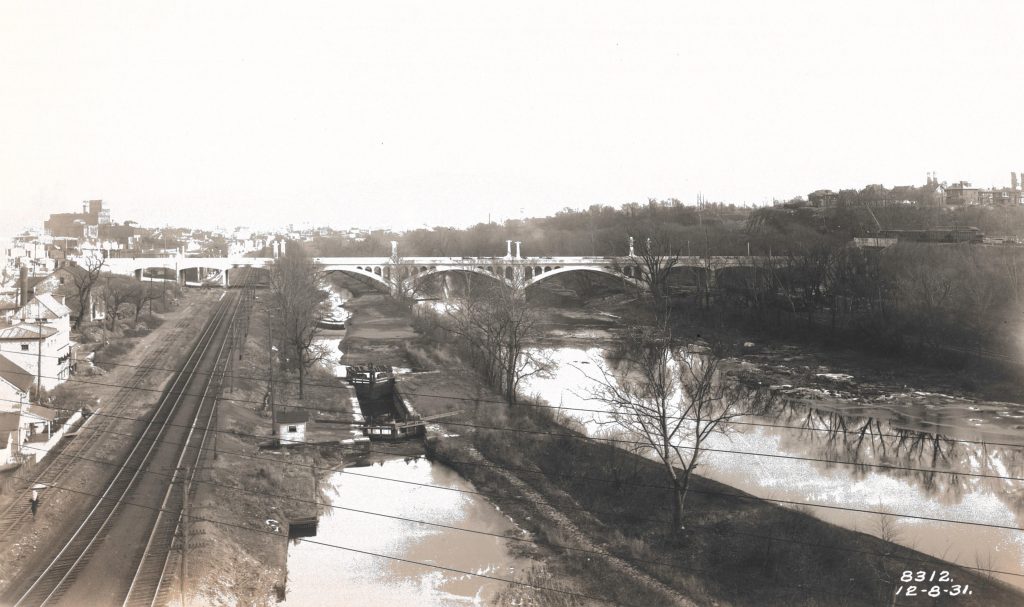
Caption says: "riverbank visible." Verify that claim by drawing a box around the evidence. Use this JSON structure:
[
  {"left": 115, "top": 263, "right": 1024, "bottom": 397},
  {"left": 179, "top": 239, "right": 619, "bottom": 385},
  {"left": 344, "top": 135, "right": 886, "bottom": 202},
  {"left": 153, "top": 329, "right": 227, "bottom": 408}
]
[
  {"left": 583, "top": 288, "right": 1024, "bottom": 411},
  {"left": 338, "top": 276, "right": 1024, "bottom": 606}
]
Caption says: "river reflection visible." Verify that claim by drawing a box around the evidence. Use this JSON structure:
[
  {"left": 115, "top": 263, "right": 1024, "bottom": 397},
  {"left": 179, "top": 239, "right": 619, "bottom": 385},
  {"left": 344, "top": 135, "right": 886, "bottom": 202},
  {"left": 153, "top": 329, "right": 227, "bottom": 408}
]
[
  {"left": 280, "top": 458, "right": 533, "bottom": 606},
  {"left": 522, "top": 346, "right": 1024, "bottom": 589}
]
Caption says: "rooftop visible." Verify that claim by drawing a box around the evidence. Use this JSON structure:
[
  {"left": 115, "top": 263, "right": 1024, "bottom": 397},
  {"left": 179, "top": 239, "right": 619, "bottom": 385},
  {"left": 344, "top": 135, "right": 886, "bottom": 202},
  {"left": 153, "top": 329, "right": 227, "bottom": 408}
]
[
  {"left": 17, "top": 293, "right": 71, "bottom": 321},
  {"left": 276, "top": 410, "right": 309, "bottom": 424},
  {"left": 23, "top": 405, "right": 57, "bottom": 422},
  {"left": 0, "top": 323, "right": 58, "bottom": 341},
  {"left": 0, "top": 353, "right": 33, "bottom": 393}
]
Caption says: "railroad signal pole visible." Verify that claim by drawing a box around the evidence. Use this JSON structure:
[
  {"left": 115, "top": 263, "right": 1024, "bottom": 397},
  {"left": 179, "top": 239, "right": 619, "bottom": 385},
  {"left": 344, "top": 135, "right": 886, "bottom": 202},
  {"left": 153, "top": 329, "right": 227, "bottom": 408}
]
[{"left": 180, "top": 466, "right": 191, "bottom": 607}]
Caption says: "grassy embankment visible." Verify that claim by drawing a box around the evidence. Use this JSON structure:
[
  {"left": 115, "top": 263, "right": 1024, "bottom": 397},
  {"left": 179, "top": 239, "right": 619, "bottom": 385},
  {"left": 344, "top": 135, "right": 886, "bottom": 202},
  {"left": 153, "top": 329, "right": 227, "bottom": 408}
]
[
  {"left": 387, "top": 284, "right": 1024, "bottom": 606},
  {"left": 188, "top": 292, "right": 355, "bottom": 606}
]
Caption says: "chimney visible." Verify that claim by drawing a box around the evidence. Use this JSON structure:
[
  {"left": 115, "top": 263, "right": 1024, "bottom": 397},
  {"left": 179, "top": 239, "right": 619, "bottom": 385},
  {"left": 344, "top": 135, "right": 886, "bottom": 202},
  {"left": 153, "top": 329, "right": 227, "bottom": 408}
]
[
  {"left": 19, "top": 266, "right": 28, "bottom": 307},
  {"left": 1013, "top": 172, "right": 1019, "bottom": 191}
]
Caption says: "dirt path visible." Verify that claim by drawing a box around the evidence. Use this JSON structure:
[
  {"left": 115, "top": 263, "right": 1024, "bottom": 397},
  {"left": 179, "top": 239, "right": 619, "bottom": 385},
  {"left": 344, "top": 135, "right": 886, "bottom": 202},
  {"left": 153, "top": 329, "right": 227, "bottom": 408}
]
[{"left": 457, "top": 445, "right": 697, "bottom": 607}]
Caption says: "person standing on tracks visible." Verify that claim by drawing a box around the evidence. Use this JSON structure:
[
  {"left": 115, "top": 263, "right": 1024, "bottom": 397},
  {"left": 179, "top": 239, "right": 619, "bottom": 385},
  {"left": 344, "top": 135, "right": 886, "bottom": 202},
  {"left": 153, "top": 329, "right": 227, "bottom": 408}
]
[{"left": 30, "top": 489, "right": 39, "bottom": 518}]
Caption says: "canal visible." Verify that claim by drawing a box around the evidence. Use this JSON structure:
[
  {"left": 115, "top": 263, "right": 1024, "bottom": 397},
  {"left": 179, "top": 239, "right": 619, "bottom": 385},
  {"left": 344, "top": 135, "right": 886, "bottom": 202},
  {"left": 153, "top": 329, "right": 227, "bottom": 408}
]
[
  {"left": 282, "top": 279, "right": 537, "bottom": 605},
  {"left": 281, "top": 457, "right": 534, "bottom": 606}
]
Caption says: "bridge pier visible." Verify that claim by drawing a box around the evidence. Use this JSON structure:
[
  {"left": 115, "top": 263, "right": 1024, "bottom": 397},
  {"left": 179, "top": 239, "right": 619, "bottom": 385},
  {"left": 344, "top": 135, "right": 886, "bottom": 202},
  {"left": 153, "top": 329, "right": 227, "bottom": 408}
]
[
  {"left": 134, "top": 268, "right": 143, "bottom": 281},
  {"left": 222, "top": 268, "right": 230, "bottom": 288}
]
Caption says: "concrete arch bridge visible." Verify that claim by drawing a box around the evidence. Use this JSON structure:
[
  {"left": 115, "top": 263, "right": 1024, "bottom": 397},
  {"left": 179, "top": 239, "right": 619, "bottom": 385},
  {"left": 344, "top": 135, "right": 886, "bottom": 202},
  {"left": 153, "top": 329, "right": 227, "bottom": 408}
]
[{"left": 96, "top": 246, "right": 769, "bottom": 296}]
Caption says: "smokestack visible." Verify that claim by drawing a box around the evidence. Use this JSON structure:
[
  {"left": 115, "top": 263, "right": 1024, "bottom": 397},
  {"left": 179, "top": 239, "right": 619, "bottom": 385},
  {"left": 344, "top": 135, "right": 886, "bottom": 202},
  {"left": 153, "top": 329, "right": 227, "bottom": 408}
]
[{"left": 19, "top": 266, "right": 28, "bottom": 307}]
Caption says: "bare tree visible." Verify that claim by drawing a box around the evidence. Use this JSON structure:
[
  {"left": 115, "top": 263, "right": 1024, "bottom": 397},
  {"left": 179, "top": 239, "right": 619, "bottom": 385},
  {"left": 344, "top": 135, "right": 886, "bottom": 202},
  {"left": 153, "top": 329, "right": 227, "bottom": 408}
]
[
  {"left": 268, "top": 243, "right": 328, "bottom": 399},
  {"left": 584, "top": 325, "right": 743, "bottom": 533},
  {"left": 126, "top": 280, "right": 163, "bottom": 326},
  {"left": 100, "top": 274, "right": 134, "bottom": 331},
  {"left": 629, "top": 234, "right": 680, "bottom": 311},
  {"left": 441, "top": 282, "right": 549, "bottom": 405},
  {"left": 68, "top": 255, "right": 105, "bottom": 329}
]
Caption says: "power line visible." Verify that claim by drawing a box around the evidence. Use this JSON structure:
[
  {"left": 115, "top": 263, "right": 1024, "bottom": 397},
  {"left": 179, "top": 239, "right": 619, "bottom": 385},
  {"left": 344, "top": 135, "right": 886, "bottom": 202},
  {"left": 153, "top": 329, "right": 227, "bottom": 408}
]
[
  {"left": 419, "top": 449, "right": 1024, "bottom": 533},
  {"left": 15, "top": 399, "right": 1024, "bottom": 534},
  {"left": 17, "top": 423, "right": 1024, "bottom": 584},
  {"left": 21, "top": 353, "right": 1024, "bottom": 451},
  {"left": 5, "top": 471, "right": 626, "bottom": 607},
  {"left": 13, "top": 377, "right": 1022, "bottom": 486},
  {"left": 14, "top": 353, "right": 1024, "bottom": 483},
  {"left": 11, "top": 440, "right": 887, "bottom": 605}
]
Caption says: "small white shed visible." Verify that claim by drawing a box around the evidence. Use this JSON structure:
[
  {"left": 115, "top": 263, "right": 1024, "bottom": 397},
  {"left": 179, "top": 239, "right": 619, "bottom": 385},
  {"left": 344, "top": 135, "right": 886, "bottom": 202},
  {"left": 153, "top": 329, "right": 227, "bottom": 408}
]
[{"left": 275, "top": 410, "right": 309, "bottom": 445}]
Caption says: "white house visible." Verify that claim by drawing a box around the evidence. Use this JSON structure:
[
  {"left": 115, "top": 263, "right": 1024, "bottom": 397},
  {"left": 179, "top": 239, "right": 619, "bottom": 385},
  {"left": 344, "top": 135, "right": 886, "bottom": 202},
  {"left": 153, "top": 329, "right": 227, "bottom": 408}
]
[
  {"left": 0, "top": 293, "right": 74, "bottom": 391},
  {"left": 0, "top": 353, "right": 32, "bottom": 413},
  {"left": 30, "top": 266, "right": 106, "bottom": 324}
]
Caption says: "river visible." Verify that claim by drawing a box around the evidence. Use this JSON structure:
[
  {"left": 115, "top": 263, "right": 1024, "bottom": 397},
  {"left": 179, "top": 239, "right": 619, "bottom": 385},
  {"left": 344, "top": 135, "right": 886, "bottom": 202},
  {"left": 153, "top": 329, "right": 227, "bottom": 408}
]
[
  {"left": 306, "top": 280, "right": 1024, "bottom": 594},
  {"left": 280, "top": 457, "right": 532, "bottom": 606},
  {"left": 522, "top": 346, "right": 1024, "bottom": 590}
]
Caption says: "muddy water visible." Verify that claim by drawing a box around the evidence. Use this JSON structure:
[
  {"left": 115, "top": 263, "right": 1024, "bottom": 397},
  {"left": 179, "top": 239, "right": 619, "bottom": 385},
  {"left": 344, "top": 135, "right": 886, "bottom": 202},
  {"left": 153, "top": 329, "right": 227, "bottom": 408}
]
[
  {"left": 522, "top": 346, "right": 1024, "bottom": 590},
  {"left": 317, "top": 285, "right": 352, "bottom": 378},
  {"left": 280, "top": 457, "right": 532, "bottom": 606},
  {"left": 291, "top": 281, "right": 533, "bottom": 605}
]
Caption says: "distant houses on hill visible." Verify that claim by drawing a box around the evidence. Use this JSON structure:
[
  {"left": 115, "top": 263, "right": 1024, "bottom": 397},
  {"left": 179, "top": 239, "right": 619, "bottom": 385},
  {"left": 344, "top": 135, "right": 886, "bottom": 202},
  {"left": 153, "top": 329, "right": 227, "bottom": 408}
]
[{"left": 804, "top": 172, "right": 1024, "bottom": 210}]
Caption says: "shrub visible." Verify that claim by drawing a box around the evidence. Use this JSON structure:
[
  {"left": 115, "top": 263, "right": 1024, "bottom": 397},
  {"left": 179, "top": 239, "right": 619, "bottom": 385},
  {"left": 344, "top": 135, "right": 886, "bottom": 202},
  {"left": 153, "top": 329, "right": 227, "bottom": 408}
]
[{"left": 93, "top": 342, "right": 131, "bottom": 368}]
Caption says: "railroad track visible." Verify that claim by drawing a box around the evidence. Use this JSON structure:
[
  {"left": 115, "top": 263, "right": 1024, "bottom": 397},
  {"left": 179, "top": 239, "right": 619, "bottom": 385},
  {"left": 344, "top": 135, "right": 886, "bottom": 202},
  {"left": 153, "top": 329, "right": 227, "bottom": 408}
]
[
  {"left": 10, "top": 286, "right": 244, "bottom": 607},
  {"left": 122, "top": 274, "right": 254, "bottom": 607},
  {"left": 0, "top": 311, "right": 195, "bottom": 539}
]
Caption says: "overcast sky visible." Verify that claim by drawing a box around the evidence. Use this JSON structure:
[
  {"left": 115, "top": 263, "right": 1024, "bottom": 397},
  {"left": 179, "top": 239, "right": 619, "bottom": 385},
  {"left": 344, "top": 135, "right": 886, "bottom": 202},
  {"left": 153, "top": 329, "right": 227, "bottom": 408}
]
[{"left": 2, "top": 1, "right": 1023, "bottom": 237}]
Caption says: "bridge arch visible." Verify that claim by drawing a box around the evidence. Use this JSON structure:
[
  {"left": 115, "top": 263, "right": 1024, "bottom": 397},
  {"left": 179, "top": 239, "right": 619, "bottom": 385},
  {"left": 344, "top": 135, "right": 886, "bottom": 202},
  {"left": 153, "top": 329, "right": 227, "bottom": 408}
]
[
  {"left": 321, "top": 266, "right": 391, "bottom": 289},
  {"left": 136, "top": 266, "right": 179, "bottom": 280},
  {"left": 525, "top": 265, "right": 642, "bottom": 289},
  {"left": 404, "top": 266, "right": 513, "bottom": 293}
]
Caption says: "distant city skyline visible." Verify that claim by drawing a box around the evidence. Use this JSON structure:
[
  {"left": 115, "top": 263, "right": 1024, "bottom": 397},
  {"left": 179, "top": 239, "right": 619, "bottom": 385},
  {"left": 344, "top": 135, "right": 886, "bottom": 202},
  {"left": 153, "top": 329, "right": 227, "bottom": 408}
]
[{"left": 3, "top": 1, "right": 1023, "bottom": 239}]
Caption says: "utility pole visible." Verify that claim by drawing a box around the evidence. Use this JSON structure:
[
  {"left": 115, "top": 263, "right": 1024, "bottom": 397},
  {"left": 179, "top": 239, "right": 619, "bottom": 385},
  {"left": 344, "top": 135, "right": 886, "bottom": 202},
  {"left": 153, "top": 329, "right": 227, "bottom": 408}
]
[
  {"left": 268, "top": 308, "right": 275, "bottom": 430},
  {"left": 180, "top": 466, "right": 191, "bottom": 607},
  {"left": 237, "top": 310, "right": 243, "bottom": 361},
  {"left": 34, "top": 316, "right": 44, "bottom": 407},
  {"left": 213, "top": 398, "right": 219, "bottom": 460},
  {"left": 228, "top": 326, "right": 235, "bottom": 393}
]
